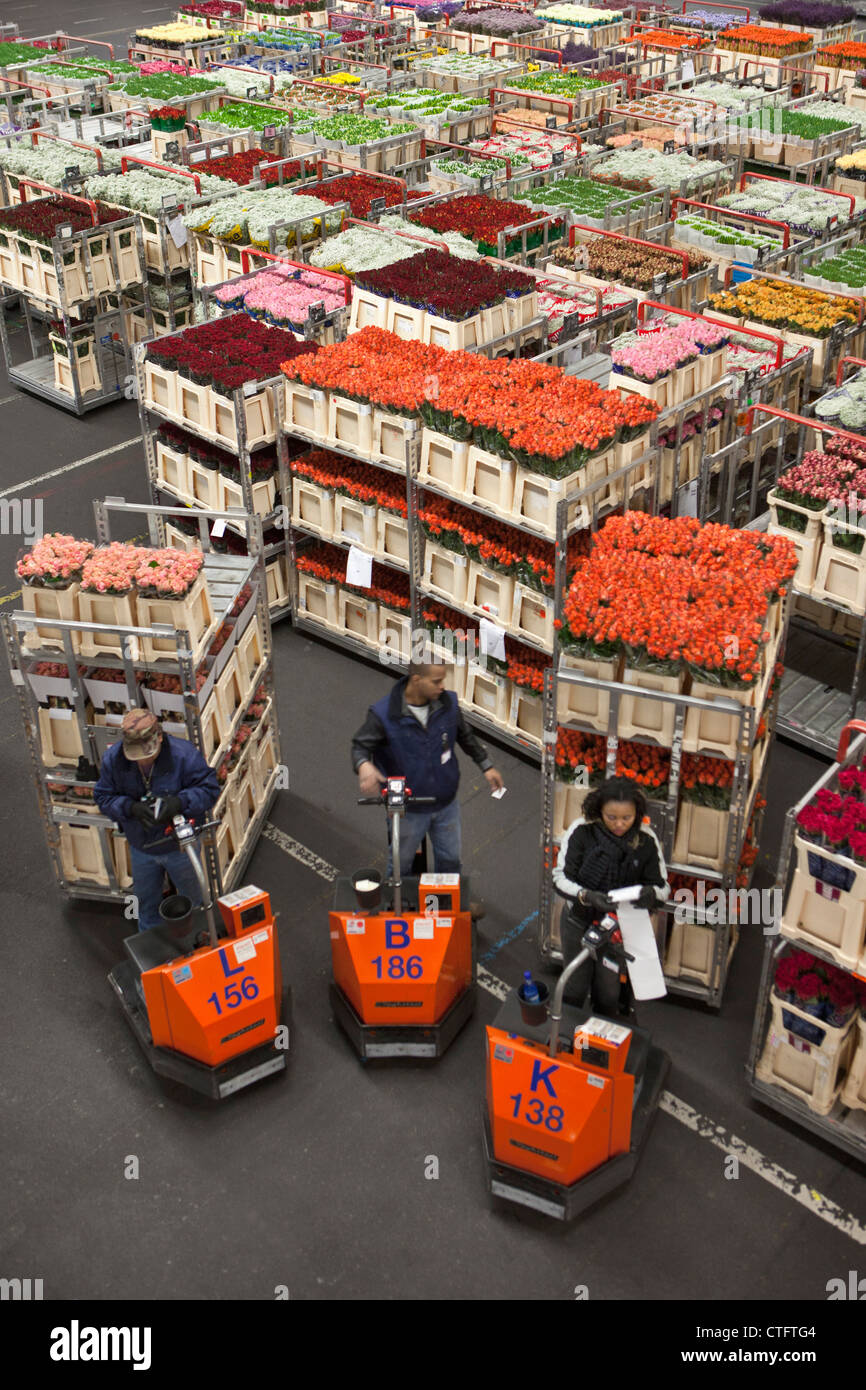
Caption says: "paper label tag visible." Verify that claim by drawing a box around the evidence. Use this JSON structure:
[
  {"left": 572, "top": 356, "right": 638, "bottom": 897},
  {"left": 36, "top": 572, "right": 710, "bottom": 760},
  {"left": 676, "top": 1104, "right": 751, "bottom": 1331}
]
[
  {"left": 211, "top": 519, "right": 227, "bottom": 538},
  {"left": 435, "top": 916, "right": 452, "bottom": 929},
  {"left": 479, "top": 616, "right": 507, "bottom": 661},
  {"left": 233, "top": 938, "right": 257, "bottom": 964},
  {"left": 173, "top": 965, "right": 193, "bottom": 984},
  {"left": 584, "top": 1016, "right": 631, "bottom": 1045},
  {"left": 681, "top": 58, "right": 695, "bottom": 82},
  {"left": 48, "top": 708, "right": 73, "bottom": 721},
  {"left": 421, "top": 874, "right": 459, "bottom": 885},
  {"left": 346, "top": 918, "right": 365, "bottom": 935},
  {"left": 168, "top": 214, "right": 188, "bottom": 249},
  {"left": 252, "top": 930, "right": 268, "bottom": 944},
  {"left": 346, "top": 546, "right": 373, "bottom": 588},
  {"left": 491, "top": 786, "right": 507, "bottom": 799},
  {"left": 413, "top": 917, "right": 435, "bottom": 939},
  {"left": 587, "top": 1073, "right": 606, "bottom": 1088},
  {"left": 441, "top": 747, "right": 451, "bottom": 763}
]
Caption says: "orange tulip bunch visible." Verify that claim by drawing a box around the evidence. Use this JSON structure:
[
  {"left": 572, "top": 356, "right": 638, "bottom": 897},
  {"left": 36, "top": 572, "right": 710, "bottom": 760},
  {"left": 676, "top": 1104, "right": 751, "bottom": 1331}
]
[
  {"left": 282, "top": 327, "right": 659, "bottom": 476},
  {"left": 561, "top": 512, "right": 797, "bottom": 686}
]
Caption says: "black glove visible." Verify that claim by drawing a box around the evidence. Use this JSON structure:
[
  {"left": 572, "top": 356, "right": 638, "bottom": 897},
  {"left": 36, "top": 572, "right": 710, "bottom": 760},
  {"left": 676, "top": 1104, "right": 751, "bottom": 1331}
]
[
  {"left": 155, "top": 795, "right": 183, "bottom": 825},
  {"left": 581, "top": 889, "right": 612, "bottom": 913},
  {"left": 635, "top": 887, "right": 657, "bottom": 909},
  {"left": 129, "top": 800, "right": 156, "bottom": 829}
]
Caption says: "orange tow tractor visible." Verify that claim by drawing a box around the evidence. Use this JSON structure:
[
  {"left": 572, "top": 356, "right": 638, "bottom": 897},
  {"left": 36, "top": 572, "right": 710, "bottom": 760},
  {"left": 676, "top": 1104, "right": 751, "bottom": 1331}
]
[
  {"left": 483, "top": 913, "right": 669, "bottom": 1221},
  {"left": 109, "top": 814, "right": 289, "bottom": 1099},
  {"left": 329, "top": 776, "right": 475, "bottom": 1060}
]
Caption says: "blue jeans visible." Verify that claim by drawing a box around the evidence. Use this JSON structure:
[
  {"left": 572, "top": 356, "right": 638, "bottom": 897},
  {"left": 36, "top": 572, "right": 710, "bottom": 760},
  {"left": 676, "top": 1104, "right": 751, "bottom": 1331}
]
[
  {"left": 129, "top": 845, "right": 205, "bottom": 931},
  {"left": 387, "top": 797, "right": 462, "bottom": 878}
]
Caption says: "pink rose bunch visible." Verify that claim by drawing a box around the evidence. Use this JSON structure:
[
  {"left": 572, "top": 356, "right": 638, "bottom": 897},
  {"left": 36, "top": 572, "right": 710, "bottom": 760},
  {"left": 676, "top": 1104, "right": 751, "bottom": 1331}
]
[
  {"left": 17, "top": 533, "right": 95, "bottom": 587},
  {"left": 139, "top": 60, "right": 190, "bottom": 74},
  {"left": 612, "top": 318, "right": 728, "bottom": 384},
  {"left": 31, "top": 662, "right": 71, "bottom": 677},
  {"left": 81, "top": 543, "right": 144, "bottom": 596},
  {"left": 658, "top": 403, "right": 724, "bottom": 450},
  {"left": 134, "top": 547, "right": 204, "bottom": 598},
  {"left": 214, "top": 266, "right": 345, "bottom": 328},
  {"left": 776, "top": 449, "right": 866, "bottom": 509}
]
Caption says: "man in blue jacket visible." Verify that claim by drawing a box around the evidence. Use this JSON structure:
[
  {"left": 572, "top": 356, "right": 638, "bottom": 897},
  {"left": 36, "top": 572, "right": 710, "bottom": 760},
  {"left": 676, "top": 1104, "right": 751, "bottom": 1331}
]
[
  {"left": 351, "top": 662, "right": 504, "bottom": 878},
  {"left": 95, "top": 708, "right": 220, "bottom": 932}
]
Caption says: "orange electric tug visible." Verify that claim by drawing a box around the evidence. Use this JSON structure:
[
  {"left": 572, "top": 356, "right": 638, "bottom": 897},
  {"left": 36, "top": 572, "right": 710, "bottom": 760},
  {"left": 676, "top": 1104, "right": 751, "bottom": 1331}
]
[
  {"left": 329, "top": 777, "right": 475, "bottom": 1060},
  {"left": 109, "top": 814, "right": 289, "bottom": 1099},
  {"left": 483, "top": 911, "right": 669, "bottom": 1221}
]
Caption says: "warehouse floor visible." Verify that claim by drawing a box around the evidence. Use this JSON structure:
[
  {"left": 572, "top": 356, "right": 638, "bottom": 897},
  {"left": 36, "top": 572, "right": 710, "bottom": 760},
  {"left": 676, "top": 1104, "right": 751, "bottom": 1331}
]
[{"left": 1, "top": 4, "right": 864, "bottom": 1298}]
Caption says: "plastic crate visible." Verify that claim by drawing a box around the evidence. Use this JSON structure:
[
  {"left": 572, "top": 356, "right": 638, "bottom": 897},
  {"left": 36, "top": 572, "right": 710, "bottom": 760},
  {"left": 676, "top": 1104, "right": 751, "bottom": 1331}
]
[
  {"left": 781, "top": 867, "right": 866, "bottom": 971},
  {"left": 422, "top": 541, "right": 469, "bottom": 605},
  {"left": 756, "top": 1012, "right": 858, "bottom": 1116},
  {"left": 77, "top": 592, "right": 139, "bottom": 661},
  {"left": 136, "top": 573, "right": 215, "bottom": 666},
  {"left": 419, "top": 429, "right": 468, "bottom": 495},
  {"left": 672, "top": 801, "right": 730, "bottom": 873},
  {"left": 297, "top": 573, "right": 338, "bottom": 628},
  {"left": 291, "top": 478, "right": 334, "bottom": 540},
  {"left": 556, "top": 651, "right": 621, "bottom": 733},
  {"left": 617, "top": 666, "right": 684, "bottom": 746},
  {"left": 465, "top": 447, "right": 515, "bottom": 520},
  {"left": 328, "top": 394, "right": 373, "bottom": 458},
  {"left": 338, "top": 589, "right": 379, "bottom": 648},
  {"left": 465, "top": 562, "right": 514, "bottom": 626},
  {"left": 284, "top": 379, "right": 328, "bottom": 440},
  {"left": 20, "top": 581, "right": 80, "bottom": 653},
  {"left": 333, "top": 494, "right": 377, "bottom": 550}
]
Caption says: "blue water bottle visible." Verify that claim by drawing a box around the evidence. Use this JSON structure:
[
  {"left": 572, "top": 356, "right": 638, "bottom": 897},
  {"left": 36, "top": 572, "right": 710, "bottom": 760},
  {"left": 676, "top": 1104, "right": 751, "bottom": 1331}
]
[{"left": 521, "top": 970, "right": 540, "bottom": 1003}]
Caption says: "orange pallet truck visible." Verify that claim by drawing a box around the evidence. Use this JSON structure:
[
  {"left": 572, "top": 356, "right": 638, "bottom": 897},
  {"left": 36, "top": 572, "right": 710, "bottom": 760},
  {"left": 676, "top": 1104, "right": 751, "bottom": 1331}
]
[
  {"left": 483, "top": 913, "right": 669, "bottom": 1221},
  {"left": 109, "top": 814, "right": 289, "bottom": 1100},
  {"left": 329, "top": 776, "right": 475, "bottom": 1061}
]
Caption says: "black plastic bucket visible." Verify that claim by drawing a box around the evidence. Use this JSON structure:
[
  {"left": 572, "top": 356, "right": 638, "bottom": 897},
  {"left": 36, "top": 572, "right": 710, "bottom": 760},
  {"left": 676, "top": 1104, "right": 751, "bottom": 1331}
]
[
  {"left": 159, "top": 894, "right": 193, "bottom": 923},
  {"left": 352, "top": 869, "right": 382, "bottom": 912},
  {"left": 517, "top": 979, "right": 549, "bottom": 1028}
]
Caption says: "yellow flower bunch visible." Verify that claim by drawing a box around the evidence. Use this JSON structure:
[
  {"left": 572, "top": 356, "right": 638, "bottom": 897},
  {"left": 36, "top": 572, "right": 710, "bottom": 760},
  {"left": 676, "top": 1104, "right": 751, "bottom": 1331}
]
[
  {"left": 710, "top": 279, "right": 860, "bottom": 338},
  {"left": 135, "top": 22, "right": 224, "bottom": 42},
  {"left": 836, "top": 150, "right": 866, "bottom": 171},
  {"left": 322, "top": 72, "right": 361, "bottom": 85}
]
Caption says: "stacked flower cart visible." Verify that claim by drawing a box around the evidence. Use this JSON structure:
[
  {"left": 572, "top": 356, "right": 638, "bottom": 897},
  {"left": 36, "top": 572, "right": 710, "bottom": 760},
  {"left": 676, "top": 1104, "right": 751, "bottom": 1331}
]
[
  {"left": 747, "top": 719, "right": 866, "bottom": 1158},
  {"left": 1, "top": 501, "right": 280, "bottom": 902}
]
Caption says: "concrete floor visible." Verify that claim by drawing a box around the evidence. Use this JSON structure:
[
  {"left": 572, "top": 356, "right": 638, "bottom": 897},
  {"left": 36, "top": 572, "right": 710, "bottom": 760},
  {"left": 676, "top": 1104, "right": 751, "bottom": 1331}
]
[{"left": 0, "top": 3, "right": 864, "bottom": 1300}]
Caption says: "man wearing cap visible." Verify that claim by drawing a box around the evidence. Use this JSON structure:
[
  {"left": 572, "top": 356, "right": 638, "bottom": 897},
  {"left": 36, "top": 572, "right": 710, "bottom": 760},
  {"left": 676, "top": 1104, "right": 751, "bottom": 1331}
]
[{"left": 94, "top": 709, "right": 220, "bottom": 932}]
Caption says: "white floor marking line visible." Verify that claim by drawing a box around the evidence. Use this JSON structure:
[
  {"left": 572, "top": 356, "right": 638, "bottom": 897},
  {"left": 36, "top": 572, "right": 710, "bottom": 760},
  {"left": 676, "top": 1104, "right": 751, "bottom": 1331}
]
[
  {"left": 263, "top": 823, "right": 340, "bottom": 881},
  {"left": 262, "top": 824, "right": 866, "bottom": 1244},
  {"left": 0, "top": 395, "right": 19, "bottom": 407},
  {"left": 0, "top": 437, "right": 141, "bottom": 498},
  {"left": 660, "top": 1093, "right": 866, "bottom": 1245}
]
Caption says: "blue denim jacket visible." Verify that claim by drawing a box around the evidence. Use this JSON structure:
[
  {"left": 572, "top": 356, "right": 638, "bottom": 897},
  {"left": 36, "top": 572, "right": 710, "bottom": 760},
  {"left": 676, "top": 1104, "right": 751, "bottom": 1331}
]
[{"left": 94, "top": 734, "right": 220, "bottom": 855}]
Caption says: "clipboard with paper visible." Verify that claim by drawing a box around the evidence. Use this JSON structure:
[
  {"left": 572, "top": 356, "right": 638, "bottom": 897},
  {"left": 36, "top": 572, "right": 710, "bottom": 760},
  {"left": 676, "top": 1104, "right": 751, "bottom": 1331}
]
[{"left": 606, "top": 885, "right": 667, "bottom": 1000}]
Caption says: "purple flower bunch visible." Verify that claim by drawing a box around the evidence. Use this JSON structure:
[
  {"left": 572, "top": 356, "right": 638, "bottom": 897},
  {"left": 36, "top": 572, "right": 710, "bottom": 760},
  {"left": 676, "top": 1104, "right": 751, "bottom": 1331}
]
[
  {"left": 758, "top": 0, "right": 854, "bottom": 26},
  {"left": 451, "top": 7, "right": 543, "bottom": 35},
  {"left": 678, "top": 9, "right": 745, "bottom": 29},
  {"left": 658, "top": 403, "right": 724, "bottom": 449}
]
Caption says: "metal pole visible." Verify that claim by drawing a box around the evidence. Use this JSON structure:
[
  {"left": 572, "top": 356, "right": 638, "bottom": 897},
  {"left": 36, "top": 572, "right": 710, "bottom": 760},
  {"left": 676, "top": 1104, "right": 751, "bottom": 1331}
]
[{"left": 548, "top": 945, "right": 591, "bottom": 1057}]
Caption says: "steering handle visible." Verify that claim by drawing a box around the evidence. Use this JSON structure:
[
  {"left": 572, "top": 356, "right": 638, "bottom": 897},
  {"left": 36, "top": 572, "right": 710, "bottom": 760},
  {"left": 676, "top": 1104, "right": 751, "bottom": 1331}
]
[{"left": 142, "top": 817, "right": 220, "bottom": 849}]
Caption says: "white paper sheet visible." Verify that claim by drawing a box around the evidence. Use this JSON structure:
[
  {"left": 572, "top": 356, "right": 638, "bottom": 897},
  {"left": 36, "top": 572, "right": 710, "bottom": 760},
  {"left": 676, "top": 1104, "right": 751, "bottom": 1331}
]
[
  {"left": 617, "top": 906, "right": 667, "bottom": 1000},
  {"left": 479, "top": 617, "right": 507, "bottom": 660},
  {"left": 346, "top": 546, "right": 373, "bottom": 588}
]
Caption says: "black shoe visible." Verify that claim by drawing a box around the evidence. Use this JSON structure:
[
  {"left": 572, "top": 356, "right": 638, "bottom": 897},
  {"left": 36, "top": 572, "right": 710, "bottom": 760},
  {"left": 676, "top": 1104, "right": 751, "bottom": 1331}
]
[{"left": 469, "top": 900, "right": 486, "bottom": 922}]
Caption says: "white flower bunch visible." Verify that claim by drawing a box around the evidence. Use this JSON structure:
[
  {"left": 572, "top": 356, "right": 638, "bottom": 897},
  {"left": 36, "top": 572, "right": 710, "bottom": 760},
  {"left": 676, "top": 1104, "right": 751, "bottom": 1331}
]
[
  {"left": 593, "top": 147, "right": 728, "bottom": 190},
  {"left": 83, "top": 168, "right": 225, "bottom": 216},
  {"left": 0, "top": 143, "right": 101, "bottom": 185},
  {"left": 799, "top": 100, "right": 866, "bottom": 134},
  {"left": 183, "top": 186, "right": 340, "bottom": 246},
  {"left": 309, "top": 225, "right": 424, "bottom": 273},
  {"left": 377, "top": 214, "right": 480, "bottom": 259}
]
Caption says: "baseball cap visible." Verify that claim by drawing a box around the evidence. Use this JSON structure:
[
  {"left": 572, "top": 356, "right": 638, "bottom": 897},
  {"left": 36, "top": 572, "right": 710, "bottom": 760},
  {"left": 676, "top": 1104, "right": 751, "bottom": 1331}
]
[{"left": 121, "top": 708, "right": 162, "bottom": 761}]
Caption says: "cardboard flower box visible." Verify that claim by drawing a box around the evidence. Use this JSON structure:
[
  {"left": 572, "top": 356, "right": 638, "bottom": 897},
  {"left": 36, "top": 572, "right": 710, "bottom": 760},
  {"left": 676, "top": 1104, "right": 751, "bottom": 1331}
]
[
  {"left": 556, "top": 651, "right": 622, "bottom": 733},
  {"left": 419, "top": 429, "right": 469, "bottom": 495},
  {"left": 371, "top": 409, "right": 415, "bottom": 469},
  {"left": 465, "top": 446, "right": 516, "bottom": 520},
  {"left": 297, "top": 573, "right": 339, "bottom": 628},
  {"left": 20, "top": 582, "right": 80, "bottom": 654},
  {"left": 135, "top": 571, "right": 216, "bottom": 665},
  {"left": 291, "top": 477, "right": 334, "bottom": 540}
]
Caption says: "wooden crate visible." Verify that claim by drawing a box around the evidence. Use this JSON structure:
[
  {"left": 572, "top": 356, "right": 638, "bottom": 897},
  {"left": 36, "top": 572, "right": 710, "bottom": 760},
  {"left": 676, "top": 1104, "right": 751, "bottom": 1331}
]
[
  {"left": 378, "top": 606, "right": 412, "bottom": 660},
  {"left": 212, "top": 385, "right": 276, "bottom": 451},
  {"left": 371, "top": 409, "right": 415, "bottom": 469},
  {"left": 465, "top": 447, "right": 515, "bottom": 520},
  {"left": 297, "top": 573, "right": 339, "bottom": 627},
  {"left": 284, "top": 379, "right": 328, "bottom": 441},
  {"left": 328, "top": 394, "right": 373, "bottom": 457},
  {"left": 136, "top": 573, "right": 215, "bottom": 666},
  {"left": 338, "top": 589, "right": 379, "bottom": 647},
  {"left": 200, "top": 688, "right": 231, "bottom": 762},
  {"left": 188, "top": 461, "right": 222, "bottom": 510},
  {"left": 419, "top": 429, "right": 469, "bottom": 495},
  {"left": 20, "top": 581, "right": 80, "bottom": 653},
  {"left": 220, "top": 471, "right": 276, "bottom": 518},
  {"left": 214, "top": 650, "right": 245, "bottom": 729},
  {"left": 553, "top": 780, "right": 591, "bottom": 842},
  {"left": 465, "top": 561, "right": 514, "bottom": 626},
  {"left": 38, "top": 707, "right": 85, "bottom": 767},
  {"left": 811, "top": 520, "right": 866, "bottom": 616},
  {"left": 235, "top": 620, "right": 265, "bottom": 697},
  {"left": 768, "top": 523, "right": 821, "bottom": 594},
  {"left": 617, "top": 667, "right": 684, "bottom": 746},
  {"left": 109, "top": 831, "right": 133, "bottom": 890},
  {"left": 781, "top": 867, "right": 866, "bottom": 971},
  {"left": 155, "top": 437, "right": 191, "bottom": 502},
  {"left": 385, "top": 301, "right": 426, "bottom": 343},
  {"left": 58, "top": 823, "right": 110, "bottom": 887},
  {"left": 291, "top": 478, "right": 334, "bottom": 540},
  {"left": 463, "top": 663, "right": 511, "bottom": 727},
  {"left": 349, "top": 288, "right": 388, "bottom": 333},
  {"left": 422, "top": 541, "right": 469, "bottom": 605},
  {"left": 683, "top": 671, "right": 765, "bottom": 761},
  {"left": 508, "top": 685, "right": 544, "bottom": 749},
  {"left": 143, "top": 359, "right": 178, "bottom": 416},
  {"left": 665, "top": 919, "right": 738, "bottom": 990},
  {"left": 423, "top": 310, "right": 487, "bottom": 351},
  {"left": 176, "top": 376, "right": 211, "bottom": 434},
  {"left": 511, "top": 462, "right": 588, "bottom": 538},
  {"left": 230, "top": 768, "right": 259, "bottom": 847},
  {"left": 333, "top": 494, "right": 377, "bottom": 550},
  {"left": 77, "top": 591, "right": 139, "bottom": 661},
  {"left": 216, "top": 813, "right": 240, "bottom": 880},
  {"left": 511, "top": 584, "right": 554, "bottom": 649},
  {"left": 672, "top": 801, "right": 730, "bottom": 873},
  {"left": 251, "top": 723, "right": 278, "bottom": 803},
  {"left": 840, "top": 1015, "right": 866, "bottom": 1112},
  {"left": 756, "top": 1012, "right": 858, "bottom": 1116},
  {"left": 376, "top": 510, "right": 411, "bottom": 566},
  {"left": 557, "top": 651, "right": 621, "bottom": 733},
  {"left": 266, "top": 555, "right": 290, "bottom": 614}
]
